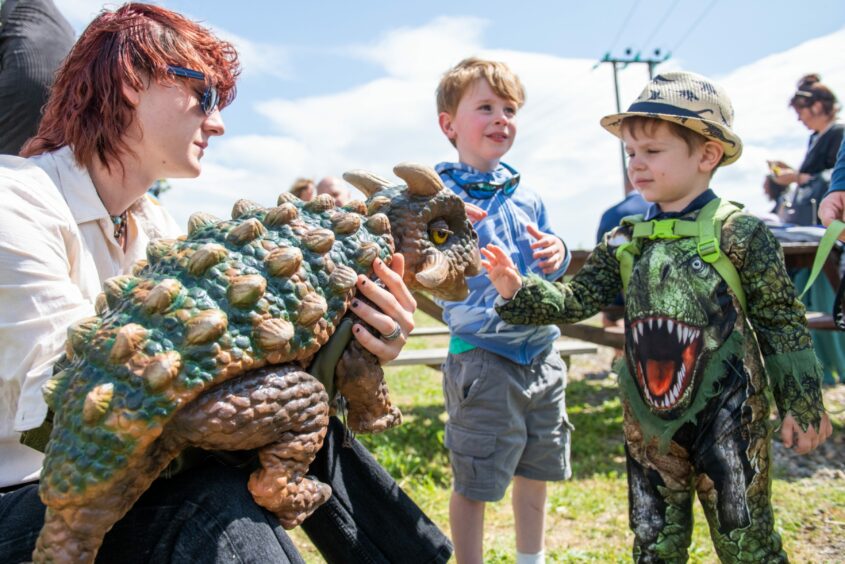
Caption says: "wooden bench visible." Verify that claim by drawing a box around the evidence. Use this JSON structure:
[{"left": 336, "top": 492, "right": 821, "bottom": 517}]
[{"left": 386, "top": 339, "right": 599, "bottom": 370}]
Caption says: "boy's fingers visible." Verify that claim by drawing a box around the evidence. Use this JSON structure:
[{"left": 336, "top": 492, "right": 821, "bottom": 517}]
[
  {"left": 464, "top": 203, "right": 487, "bottom": 223},
  {"left": 533, "top": 247, "right": 557, "bottom": 259},
  {"left": 780, "top": 416, "right": 795, "bottom": 448},
  {"left": 526, "top": 224, "right": 544, "bottom": 240},
  {"left": 530, "top": 239, "right": 550, "bottom": 250}
]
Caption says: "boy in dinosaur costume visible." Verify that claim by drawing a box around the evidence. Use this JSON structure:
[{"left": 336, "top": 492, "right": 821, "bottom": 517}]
[{"left": 481, "top": 71, "right": 833, "bottom": 563}]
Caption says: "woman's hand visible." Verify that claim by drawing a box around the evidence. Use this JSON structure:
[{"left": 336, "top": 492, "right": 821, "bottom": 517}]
[{"left": 350, "top": 253, "right": 416, "bottom": 363}]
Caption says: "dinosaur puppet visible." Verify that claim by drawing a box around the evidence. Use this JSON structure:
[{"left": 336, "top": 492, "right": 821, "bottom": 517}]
[{"left": 32, "top": 163, "right": 480, "bottom": 564}]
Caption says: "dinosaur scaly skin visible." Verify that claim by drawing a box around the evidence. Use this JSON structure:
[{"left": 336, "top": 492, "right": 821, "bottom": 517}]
[{"left": 33, "top": 163, "right": 480, "bottom": 564}]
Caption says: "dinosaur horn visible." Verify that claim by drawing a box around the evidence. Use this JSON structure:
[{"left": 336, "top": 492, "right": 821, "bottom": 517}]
[
  {"left": 415, "top": 249, "right": 450, "bottom": 289},
  {"left": 342, "top": 170, "right": 392, "bottom": 197},
  {"left": 393, "top": 163, "right": 444, "bottom": 197}
]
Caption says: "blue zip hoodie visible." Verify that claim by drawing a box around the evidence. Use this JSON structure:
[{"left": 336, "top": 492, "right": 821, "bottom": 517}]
[{"left": 436, "top": 161, "right": 570, "bottom": 365}]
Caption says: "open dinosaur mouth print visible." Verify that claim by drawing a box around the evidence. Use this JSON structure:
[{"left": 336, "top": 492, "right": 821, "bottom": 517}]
[{"left": 631, "top": 316, "right": 702, "bottom": 410}]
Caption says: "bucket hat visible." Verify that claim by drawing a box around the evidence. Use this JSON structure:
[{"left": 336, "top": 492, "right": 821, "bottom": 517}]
[{"left": 600, "top": 71, "right": 743, "bottom": 165}]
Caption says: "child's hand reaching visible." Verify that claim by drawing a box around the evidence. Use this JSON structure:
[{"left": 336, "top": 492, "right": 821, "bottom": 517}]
[
  {"left": 480, "top": 244, "right": 523, "bottom": 299},
  {"left": 527, "top": 224, "right": 566, "bottom": 274},
  {"left": 781, "top": 412, "right": 833, "bottom": 454}
]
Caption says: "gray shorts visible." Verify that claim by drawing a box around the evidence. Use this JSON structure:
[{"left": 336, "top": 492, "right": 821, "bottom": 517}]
[{"left": 442, "top": 346, "right": 572, "bottom": 502}]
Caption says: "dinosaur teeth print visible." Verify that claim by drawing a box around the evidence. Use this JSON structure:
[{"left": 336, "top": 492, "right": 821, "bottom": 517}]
[{"left": 631, "top": 316, "right": 702, "bottom": 412}]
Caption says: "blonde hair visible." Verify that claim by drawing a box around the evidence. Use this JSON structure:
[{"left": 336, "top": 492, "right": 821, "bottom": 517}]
[{"left": 436, "top": 57, "right": 525, "bottom": 116}]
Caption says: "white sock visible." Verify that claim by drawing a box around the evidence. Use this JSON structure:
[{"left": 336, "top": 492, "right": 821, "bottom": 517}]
[{"left": 516, "top": 549, "right": 545, "bottom": 564}]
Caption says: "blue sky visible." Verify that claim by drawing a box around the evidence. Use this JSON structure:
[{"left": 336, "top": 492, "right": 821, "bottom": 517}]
[{"left": 56, "top": 1, "right": 845, "bottom": 247}]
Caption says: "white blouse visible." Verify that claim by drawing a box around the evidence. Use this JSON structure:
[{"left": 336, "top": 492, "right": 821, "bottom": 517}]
[{"left": 0, "top": 146, "right": 180, "bottom": 487}]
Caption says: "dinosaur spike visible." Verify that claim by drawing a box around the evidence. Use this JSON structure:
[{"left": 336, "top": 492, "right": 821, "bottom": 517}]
[
  {"left": 41, "top": 370, "right": 67, "bottom": 408},
  {"left": 265, "top": 246, "right": 303, "bottom": 278},
  {"left": 184, "top": 309, "right": 228, "bottom": 345},
  {"left": 67, "top": 316, "right": 103, "bottom": 357},
  {"left": 367, "top": 196, "right": 390, "bottom": 216},
  {"left": 143, "top": 279, "right": 182, "bottom": 314},
  {"left": 232, "top": 199, "right": 262, "bottom": 219},
  {"left": 94, "top": 293, "right": 108, "bottom": 315},
  {"left": 304, "top": 193, "right": 335, "bottom": 213},
  {"left": 254, "top": 318, "right": 295, "bottom": 351},
  {"left": 226, "top": 218, "right": 266, "bottom": 246},
  {"left": 143, "top": 351, "right": 182, "bottom": 391},
  {"left": 302, "top": 228, "right": 335, "bottom": 254},
  {"left": 393, "top": 163, "right": 444, "bottom": 196},
  {"left": 329, "top": 265, "right": 358, "bottom": 293},
  {"left": 187, "top": 243, "right": 229, "bottom": 277},
  {"left": 83, "top": 383, "right": 114, "bottom": 424},
  {"left": 187, "top": 212, "right": 220, "bottom": 236},
  {"left": 355, "top": 242, "right": 380, "bottom": 268},
  {"left": 330, "top": 212, "right": 362, "bottom": 235},
  {"left": 343, "top": 170, "right": 392, "bottom": 197},
  {"left": 104, "top": 275, "right": 138, "bottom": 308},
  {"left": 264, "top": 203, "right": 298, "bottom": 227},
  {"left": 343, "top": 200, "right": 367, "bottom": 215},
  {"left": 415, "top": 249, "right": 450, "bottom": 289},
  {"left": 146, "top": 238, "right": 177, "bottom": 263},
  {"left": 228, "top": 274, "right": 267, "bottom": 308},
  {"left": 365, "top": 213, "right": 390, "bottom": 235},
  {"left": 131, "top": 260, "right": 148, "bottom": 276},
  {"left": 277, "top": 192, "right": 299, "bottom": 205},
  {"left": 298, "top": 293, "right": 328, "bottom": 325},
  {"left": 109, "top": 323, "right": 148, "bottom": 364}
]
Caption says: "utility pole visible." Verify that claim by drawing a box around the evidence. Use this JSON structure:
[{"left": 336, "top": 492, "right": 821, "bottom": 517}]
[{"left": 594, "top": 49, "right": 670, "bottom": 195}]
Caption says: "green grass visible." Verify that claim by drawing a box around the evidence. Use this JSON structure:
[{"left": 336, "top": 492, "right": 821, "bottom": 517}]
[{"left": 290, "top": 341, "right": 845, "bottom": 563}]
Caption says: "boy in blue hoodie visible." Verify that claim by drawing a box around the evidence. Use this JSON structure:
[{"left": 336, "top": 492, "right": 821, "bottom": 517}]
[{"left": 435, "top": 57, "right": 571, "bottom": 564}]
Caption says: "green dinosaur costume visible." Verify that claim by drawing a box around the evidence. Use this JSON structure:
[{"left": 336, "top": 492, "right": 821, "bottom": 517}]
[{"left": 497, "top": 197, "right": 825, "bottom": 563}]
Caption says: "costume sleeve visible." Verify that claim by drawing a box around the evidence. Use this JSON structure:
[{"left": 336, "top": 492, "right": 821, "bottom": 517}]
[
  {"left": 533, "top": 196, "right": 570, "bottom": 281},
  {"left": 496, "top": 237, "right": 621, "bottom": 325},
  {"left": 0, "top": 173, "right": 95, "bottom": 431},
  {"left": 728, "top": 216, "right": 825, "bottom": 431}
]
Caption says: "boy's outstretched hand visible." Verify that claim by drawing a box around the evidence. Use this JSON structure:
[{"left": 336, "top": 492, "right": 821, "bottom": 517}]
[
  {"left": 527, "top": 224, "right": 566, "bottom": 274},
  {"left": 480, "top": 244, "right": 523, "bottom": 299},
  {"left": 781, "top": 412, "right": 833, "bottom": 455}
]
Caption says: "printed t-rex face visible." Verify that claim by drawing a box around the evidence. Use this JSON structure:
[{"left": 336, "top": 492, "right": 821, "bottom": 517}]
[{"left": 624, "top": 238, "right": 736, "bottom": 417}]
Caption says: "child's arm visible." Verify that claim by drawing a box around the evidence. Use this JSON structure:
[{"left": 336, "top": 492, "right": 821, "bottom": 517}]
[
  {"left": 729, "top": 216, "right": 832, "bottom": 452},
  {"left": 484, "top": 236, "right": 622, "bottom": 326}
]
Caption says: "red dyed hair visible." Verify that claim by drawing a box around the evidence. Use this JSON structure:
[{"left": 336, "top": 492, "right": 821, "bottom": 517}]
[{"left": 21, "top": 3, "right": 240, "bottom": 170}]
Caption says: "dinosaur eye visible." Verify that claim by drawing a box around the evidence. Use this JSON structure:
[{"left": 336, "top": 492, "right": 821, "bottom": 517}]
[
  {"left": 689, "top": 257, "right": 706, "bottom": 274},
  {"left": 429, "top": 228, "right": 451, "bottom": 245}
]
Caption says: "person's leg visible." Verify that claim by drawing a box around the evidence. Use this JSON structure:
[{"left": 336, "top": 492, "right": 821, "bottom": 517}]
[
  {"left": 0, "top": 463, "right": 304, "bottom": 564},
  {"left": 623, "top": 406, "right": 695, "bottom": 563},
  {"left": 512, "top": 476, "right": 546, "bottom": 555},
  {"left": 301, "top": 416, "right": 453, "bottom": 564},
  {"left": 449, "top": 491, "right": 485, "bottom": 564},
  {"left": 691, "top": 365, "right": 787, "bottom": 563},
  {"left": 0, "top": 482, "right": 45, "bottom": 563}
]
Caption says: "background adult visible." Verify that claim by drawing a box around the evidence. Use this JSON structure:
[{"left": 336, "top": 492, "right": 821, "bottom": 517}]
[
  {"left": 0, "top": 0, "right": 74, "bottom": 155},
  {"left": 771, "top": 74, "right": 844, "bottom": 385},
  {"left": 316, "top": 175, "right": 351, "bottom": 206},
  {"left": 289, "top": 176, "right": 315, "bottom": 201}
]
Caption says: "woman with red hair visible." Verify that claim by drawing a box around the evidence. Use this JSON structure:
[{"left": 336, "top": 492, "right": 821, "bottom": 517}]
[{"left": 0, "top": 4, "right": 431, "bottom": 563}]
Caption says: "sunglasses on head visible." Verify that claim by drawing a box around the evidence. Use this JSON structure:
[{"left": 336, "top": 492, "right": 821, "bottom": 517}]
[{"left": 167, "top": 65, "right": 220, "bottom": 115}]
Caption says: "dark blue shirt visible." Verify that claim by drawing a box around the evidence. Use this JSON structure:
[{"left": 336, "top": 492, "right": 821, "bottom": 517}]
[
  {"left": 643, "top": 189, "right": 717, "bottom": 221},
  {"left": 596, "top": 192, "right": 649, "bottom": 243}
]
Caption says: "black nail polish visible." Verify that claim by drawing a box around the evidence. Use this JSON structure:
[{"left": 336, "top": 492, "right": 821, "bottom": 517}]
[
  {"left": 361, "top": 279, "right": 366, "bottom": 285},
  {"left": 352, "top": 300, "right": 359, "bottom": 308},
  {"left": 354, "top": 327, "right": 360, "bottom": 333}
]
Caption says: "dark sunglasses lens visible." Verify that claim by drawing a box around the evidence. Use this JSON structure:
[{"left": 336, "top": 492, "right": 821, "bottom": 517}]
[{"left": 201, "top": 87, "right": 220, "bottom": 115}]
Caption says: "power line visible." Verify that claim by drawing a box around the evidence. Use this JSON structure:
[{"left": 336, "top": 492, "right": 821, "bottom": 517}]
[
  {"left": 672, "top": 0, "right": 719, "bottom": 54},
  {"left": 607, "top": 0, "right": 642, "bottom": 54},
  {"left": 641, "top": 0, "right": 682, "bottom": 50}
]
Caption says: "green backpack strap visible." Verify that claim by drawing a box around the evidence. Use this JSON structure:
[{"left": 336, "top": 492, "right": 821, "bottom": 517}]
[
  {"left": 615, "top": 198, "right": 747, "bottom": 312},
  {"left": 695, "top": 198, "right": 747, "bottom": 313},
  {"left": 798, "top": 220, "right": 845, "bottom": 299}
]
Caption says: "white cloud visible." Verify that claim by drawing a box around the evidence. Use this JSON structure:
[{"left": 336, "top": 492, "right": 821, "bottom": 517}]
[{"left": 166, "top": 18, "right": 845, "bottom": 251}]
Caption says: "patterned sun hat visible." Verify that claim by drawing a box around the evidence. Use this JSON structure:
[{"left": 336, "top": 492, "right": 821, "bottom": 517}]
[{"left": 600, "top": 71, "right": 743, "bottom": 165}]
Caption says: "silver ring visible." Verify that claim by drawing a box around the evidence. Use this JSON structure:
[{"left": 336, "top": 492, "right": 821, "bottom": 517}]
[{"left": 382, "top": 322, "right": 402, "bottom": 341}]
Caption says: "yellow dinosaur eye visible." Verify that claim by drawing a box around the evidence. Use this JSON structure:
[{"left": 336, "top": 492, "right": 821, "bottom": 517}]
[{"left": 430, "top": 229, "right": 450, "bottom": 245}]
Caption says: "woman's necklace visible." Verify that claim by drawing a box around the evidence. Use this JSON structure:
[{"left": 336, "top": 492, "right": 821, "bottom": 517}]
[{"left": 110, "top": 211, "right": 128, "bottom": 241}]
